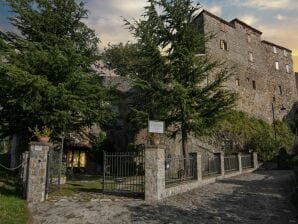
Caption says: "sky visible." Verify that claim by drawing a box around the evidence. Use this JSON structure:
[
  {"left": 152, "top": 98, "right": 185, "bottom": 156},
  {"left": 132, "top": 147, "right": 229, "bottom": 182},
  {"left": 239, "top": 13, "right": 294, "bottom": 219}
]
[{"left": 0, "top": 0, "right": 297, "bottom": 72}]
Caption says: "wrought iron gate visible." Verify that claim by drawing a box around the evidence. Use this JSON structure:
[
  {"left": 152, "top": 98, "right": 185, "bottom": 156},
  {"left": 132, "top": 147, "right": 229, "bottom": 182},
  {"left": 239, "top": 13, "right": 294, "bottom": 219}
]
[
  {"left": 103, "top": 150, "right": 144, "bottom": 196},
  {"left": 46, "top": 146, "right": 65, "bottom": 194}
]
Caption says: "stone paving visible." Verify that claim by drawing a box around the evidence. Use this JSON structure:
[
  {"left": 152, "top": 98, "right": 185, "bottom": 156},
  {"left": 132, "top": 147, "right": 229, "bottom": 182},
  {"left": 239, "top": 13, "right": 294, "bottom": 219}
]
[{"left": 31, "top": 170, "right": 298, "bottom": 224}]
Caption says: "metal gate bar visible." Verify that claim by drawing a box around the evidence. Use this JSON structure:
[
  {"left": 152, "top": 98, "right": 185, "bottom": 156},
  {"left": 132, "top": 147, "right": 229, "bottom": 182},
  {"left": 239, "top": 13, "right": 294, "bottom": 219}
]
[{"left": 103, "top": 150, "right": 144, "bottom": 196}]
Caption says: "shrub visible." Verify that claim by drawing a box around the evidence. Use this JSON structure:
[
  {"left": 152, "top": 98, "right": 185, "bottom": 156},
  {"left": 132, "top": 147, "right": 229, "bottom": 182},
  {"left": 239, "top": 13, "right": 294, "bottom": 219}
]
[{"left": 216, "top": 110, "right": 294, "bottom": 161}]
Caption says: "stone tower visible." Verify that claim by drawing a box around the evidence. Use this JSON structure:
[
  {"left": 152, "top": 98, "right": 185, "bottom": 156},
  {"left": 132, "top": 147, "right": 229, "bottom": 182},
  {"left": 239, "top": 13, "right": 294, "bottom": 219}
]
[{"left": 196, "top": 10, "right": 298, "bottom": 123}]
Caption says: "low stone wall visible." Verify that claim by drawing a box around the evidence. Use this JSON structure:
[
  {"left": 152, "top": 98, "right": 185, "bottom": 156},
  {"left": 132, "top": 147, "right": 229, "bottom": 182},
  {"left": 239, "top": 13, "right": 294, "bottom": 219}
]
[{"left": 145, "top": 147, "right": 258, "bottom": 201}]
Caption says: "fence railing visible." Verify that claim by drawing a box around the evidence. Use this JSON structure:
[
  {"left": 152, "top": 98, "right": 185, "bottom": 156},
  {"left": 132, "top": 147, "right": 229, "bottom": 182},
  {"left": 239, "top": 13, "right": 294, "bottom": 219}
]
[
  {"left": 202, "top": 154, "right": 220, "bottom": 177},
  {"left": 241, "top": 154, "right": 253, "bottom": 169},
  {"left": 165, "top": 155, "right": 196, "bottom": 186},
  {"left": 103, "top": 151, "right": 145, "bottom": 195},
  {"left": 224, "top": 154, "right": 239, "bottom": 172}
]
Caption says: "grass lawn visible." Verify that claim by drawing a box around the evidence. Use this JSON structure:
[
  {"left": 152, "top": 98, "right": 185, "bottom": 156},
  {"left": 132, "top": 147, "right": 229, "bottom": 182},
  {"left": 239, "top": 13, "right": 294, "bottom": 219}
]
[
  {"left": 0, "top": 170, "right": 30, "bottom": 224},
  {"left": 50, "top": 180, "right": 103, "bottom": 198}
]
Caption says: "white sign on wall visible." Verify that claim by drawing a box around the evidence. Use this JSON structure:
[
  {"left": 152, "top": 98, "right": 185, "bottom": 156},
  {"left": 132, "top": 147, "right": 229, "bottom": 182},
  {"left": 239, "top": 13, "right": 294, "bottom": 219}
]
[{"left": 148, "top": 120, "right": 165, "bottom": 134}]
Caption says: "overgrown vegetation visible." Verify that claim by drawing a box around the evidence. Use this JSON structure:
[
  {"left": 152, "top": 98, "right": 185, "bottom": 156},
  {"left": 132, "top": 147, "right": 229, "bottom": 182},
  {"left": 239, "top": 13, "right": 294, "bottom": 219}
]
[
  {"left": 216, "top": 110, "right": 295, "bottom": 161},
  {"left": 0, "top": 154, "right": 30, "bottom": 224}
]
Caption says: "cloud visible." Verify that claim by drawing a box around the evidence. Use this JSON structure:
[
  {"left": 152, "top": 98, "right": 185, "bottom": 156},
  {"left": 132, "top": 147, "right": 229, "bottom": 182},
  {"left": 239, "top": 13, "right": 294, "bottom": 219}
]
[
  {"left": 239, "top": 15, "right": 258, "bottom": 25},
  {"left": 259, "top": 24, "right": 298, "bottom": 56},
  {"left": 85, "top": 0, "right": 148, "bottom": 48},
  {"left": 205, "top": 6, "right": 222, "bottom": 16},
  {"left": 242, "top": 0, "right": 294, "bottom": 10},
  {"left": 275, "top": 14, "right": 287, "bottom": 20}
]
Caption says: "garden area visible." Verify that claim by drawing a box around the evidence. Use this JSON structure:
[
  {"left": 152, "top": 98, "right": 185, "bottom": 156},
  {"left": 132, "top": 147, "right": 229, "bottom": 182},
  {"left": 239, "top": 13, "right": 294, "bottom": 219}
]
[{"left": 0, "top": 153, "right": 30, "bottom": 224}]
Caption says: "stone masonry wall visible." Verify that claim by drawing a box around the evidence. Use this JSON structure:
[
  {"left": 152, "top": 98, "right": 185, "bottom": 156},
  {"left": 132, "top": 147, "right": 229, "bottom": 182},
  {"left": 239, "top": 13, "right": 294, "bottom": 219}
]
[
  {"left": 196, "top": 11, "right": 298, "bottom": 123},
  {"left": 26, "top": 142, "right": 51, "bottom": 203}
]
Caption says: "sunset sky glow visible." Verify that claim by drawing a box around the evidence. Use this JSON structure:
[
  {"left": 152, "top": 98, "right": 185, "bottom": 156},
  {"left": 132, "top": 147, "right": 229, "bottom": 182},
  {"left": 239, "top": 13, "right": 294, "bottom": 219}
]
[{"left": 0, "top": 0, "right": 297, "bottom": 71}]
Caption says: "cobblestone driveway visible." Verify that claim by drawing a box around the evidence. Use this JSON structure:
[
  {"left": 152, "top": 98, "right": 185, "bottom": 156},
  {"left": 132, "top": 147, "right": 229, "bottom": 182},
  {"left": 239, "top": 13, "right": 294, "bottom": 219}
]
[{"left": 31, "top": 170, "right": 298, "bottom": 224}]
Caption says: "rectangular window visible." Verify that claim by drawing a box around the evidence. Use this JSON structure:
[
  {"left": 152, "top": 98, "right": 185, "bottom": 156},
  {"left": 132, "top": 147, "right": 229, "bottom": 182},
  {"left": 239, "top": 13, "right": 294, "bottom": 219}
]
[
  {"left": 247, "top": 34, "right": 251, "bottom": 43},
  {"left": 273, "top": 46, "right": 277, "bottom": 54},
  {"left": 248, "top": 52, "right": 254, "bottom": 62},
  {"left": 235, "top": 78, "right": 240, "bottom": 86},
  {"left": 286, "top": 64, "right": 290, "bottom": 73},
  {"left": 220, "top": 40, "right": 228, "bottom": 51},
  {"left": 283, "top": 50, "right": 288, "bottom": 57},
  {"left": 252, "top": 80, "right": 256, "bottom": 90},
  {"left": 275, "top": 61, "right": 279, "bottom": 70},
  {"left": 278, "top": 86, "right": 283, "bottom": 95}
]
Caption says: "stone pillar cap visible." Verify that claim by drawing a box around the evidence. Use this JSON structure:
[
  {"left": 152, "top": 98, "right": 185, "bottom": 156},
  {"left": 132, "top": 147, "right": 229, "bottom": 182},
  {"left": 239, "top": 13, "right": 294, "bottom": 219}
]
[{"left": 29, "top": 141, "right": 53, "bottom": 147}]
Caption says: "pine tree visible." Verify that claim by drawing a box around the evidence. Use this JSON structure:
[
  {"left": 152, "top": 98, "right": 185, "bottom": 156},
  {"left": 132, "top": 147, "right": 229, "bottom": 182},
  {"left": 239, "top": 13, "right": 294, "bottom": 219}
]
[
  {"left": 122, "top": 0, "right": 237, "bottom": 158},
  {"left": 0, "top": 0, "right": 111, "bottom": 139}
]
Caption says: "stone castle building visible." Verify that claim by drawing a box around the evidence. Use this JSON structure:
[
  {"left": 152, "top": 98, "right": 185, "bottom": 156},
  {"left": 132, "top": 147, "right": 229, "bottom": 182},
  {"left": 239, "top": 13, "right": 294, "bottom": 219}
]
[
  {"left": 97, "top": 10, "right": 298, "bottom": 154},
  {"left": 196, "top": 10, "right": 298, "bottom": 123}
]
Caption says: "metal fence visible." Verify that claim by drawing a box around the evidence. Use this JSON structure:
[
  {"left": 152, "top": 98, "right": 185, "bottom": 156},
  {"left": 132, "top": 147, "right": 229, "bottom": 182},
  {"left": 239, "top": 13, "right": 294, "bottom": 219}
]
[
  {"left": 46, "top": 147, "right": 66, "bottom": 194},
  {"left": 103, "top": 150, "right": 145, "bottom": 196},
  {"left": 202, "top": 154, "right": 220, "bottom": 177},
  {"left": 224, "top": 154, "right": 239, "bottom": 172},
  {"left": 165, "top": 155, "right": 196, "bottom": 186},
  {"left": 241, "top": 154, "right": 253, "bottom": 169}
]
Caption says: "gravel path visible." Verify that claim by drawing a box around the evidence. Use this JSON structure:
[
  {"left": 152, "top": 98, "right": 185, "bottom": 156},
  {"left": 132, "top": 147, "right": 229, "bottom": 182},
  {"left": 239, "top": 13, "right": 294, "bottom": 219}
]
[{"left": 31, "top": 170, "right": 298, "bottom": 224}]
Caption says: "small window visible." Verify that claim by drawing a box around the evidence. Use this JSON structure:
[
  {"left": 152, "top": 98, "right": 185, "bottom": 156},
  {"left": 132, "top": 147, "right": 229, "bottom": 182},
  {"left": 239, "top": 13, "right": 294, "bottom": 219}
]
[
  {"left": 278, "top": 85, "right": 283, "bottom": 95},
  {"left": 283, "top": 50, "right": 288, "bottom": 57},
  {"left": 273, "top": 46, "right": 277, "bottom": 54},
  {"left": 235, "top": 78, "right": 240, "bottom": 86},
  {"left": 286, "top": 64, "right": 290, "bottom": 73},
  {"left": 252, "top": 80, "right": 256, "bottom": 90},
  {"left": 220, "top": 40, "right": 228, "bottom": 51},
  {"left": 275, "top": 61, "right": 279, "bottom": 70},
  {"left": 246, "top": 78, "right": 250, "bottom": 82},
  {"left": 247, "top": 34, "right": 251, "bottom": 43},
  {"left": 248, "top": 52, "right": 254, "bottom": 62}
]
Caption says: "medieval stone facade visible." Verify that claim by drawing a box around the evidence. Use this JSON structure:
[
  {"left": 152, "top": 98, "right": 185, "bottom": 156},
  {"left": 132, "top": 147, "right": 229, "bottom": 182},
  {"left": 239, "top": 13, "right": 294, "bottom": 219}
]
[{"left": 196, "top": 10, "right": 298, "bottom": 123}]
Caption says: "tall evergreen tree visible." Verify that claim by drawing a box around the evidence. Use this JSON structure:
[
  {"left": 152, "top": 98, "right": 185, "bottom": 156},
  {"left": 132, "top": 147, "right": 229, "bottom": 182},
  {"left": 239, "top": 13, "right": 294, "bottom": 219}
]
[
  {"left": 119, "top": 0, "right": 237, "bottom": 158},
  {"left": 0, "top": 0, "right": 111, "bottom": 139}
]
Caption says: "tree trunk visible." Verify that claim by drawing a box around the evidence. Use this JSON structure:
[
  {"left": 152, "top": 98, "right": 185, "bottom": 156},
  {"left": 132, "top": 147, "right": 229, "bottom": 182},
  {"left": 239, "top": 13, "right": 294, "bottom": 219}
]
[
  {"left": 181, "top": 127, "right": 190, "bottom": 176},
  {"left": 9, "top": 134, "right": 18, "bottom": 168}
]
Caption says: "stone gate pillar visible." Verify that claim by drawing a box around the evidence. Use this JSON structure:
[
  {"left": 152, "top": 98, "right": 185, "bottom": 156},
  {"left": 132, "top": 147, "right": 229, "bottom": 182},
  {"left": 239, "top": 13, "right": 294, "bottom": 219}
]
[
  {"left": 145, "top": 146, "right": 165, "bottom": 201},
  {"left": 26, "top": 142, "right": 51, "bottom": 203},
  {"left": 238, "top": 152, "right": 242, "bottom": 173},
  {"left": 220, "top": 152, "right": 225, "bottom": 176},
  {"left": 253, "top": 152, "right": 258, "bottom": 169}
]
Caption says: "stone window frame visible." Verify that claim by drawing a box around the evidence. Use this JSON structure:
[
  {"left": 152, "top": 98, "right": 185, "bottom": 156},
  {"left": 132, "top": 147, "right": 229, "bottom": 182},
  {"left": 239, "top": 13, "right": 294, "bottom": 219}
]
[
  {"left": 220, "top": 40, "right": 228, "bottom": 51},
  {"left": 273, "top": 46, "right": 277, "bottom": 54},
  {"left": 247, "top": 34, "right": 251, "bottom": 43},
  {"left": 248, "top": 52, "right": 254, "bottom": 62},
  {"left": 252, "top": 80, "right": 256, "bottom": 90},
  {"left": 275, "top": 61, "right": 280, "bottom": 70},
  {"left": 283, "top": 50, "right": 288, "bottom": 57},
  {"left": 235, "top": 78, "right": 240, "bottom": 86},
  {"left": 286, "top": 64, "right": 290, "bottom": 73}
]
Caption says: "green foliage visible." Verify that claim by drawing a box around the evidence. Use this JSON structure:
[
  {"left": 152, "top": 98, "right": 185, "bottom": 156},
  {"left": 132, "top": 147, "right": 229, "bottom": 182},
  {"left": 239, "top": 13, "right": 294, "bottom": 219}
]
[
  {"left": 217, "top": 110, "right": 294, "bottom": 161},
  {"left": 291, "top": 155, "right": 298, "bottom": 167},
  {"left": 0, "top": 0, "right": 111, "bottom": 139},
  {"left": 93, "top": 132, "right": 110, "bottom": 152},
  {"left": 0, "top": 139, "right": 8, "bottom": 154},
  {"left": 103, "top": 43, "right": 140, "bottom": 77},
  {"left": 107, "top": 0, "right": 236, "bottom": 156},
  {"left": 29, "top": 126, "right": 52, "bottom": 137}
]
